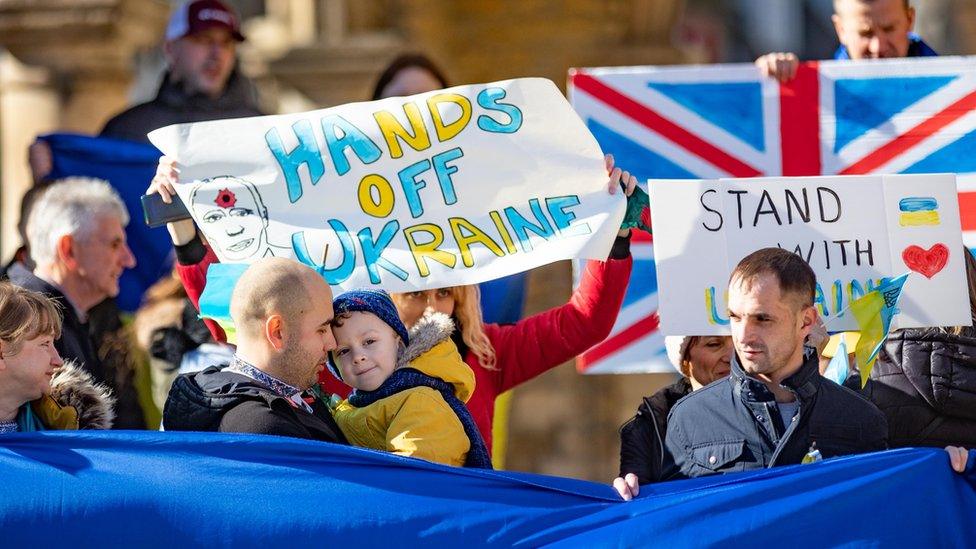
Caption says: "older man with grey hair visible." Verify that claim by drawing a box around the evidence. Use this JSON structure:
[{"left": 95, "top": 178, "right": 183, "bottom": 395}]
[{"left": 8, "top": 177, "right": 138, "bottom": 423}]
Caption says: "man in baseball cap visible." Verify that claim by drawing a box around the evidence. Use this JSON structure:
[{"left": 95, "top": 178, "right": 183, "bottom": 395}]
[{"left": 97, "top": 0, "right": 262, "bottom": 143}]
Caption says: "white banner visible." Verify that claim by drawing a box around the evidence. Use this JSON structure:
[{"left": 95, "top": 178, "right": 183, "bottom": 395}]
[
  {"left": 650, "top": 173, "right": 970, "bottom": 335},
  {"left": 149, "top": 78, "right": 624, "bottom": 292}
]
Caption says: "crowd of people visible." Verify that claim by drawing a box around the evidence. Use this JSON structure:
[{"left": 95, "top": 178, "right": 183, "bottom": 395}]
[{"left": 1, "top": 0, "right": 974, "bottom": 505}]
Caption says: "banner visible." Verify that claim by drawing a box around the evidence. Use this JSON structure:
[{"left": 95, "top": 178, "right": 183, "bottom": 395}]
[
  {"left": 651, "top": 174, "right": 968, "bottom": 335},
  {"left": 569, "top": 56, "right": 976, "bottom": 373},
  {"left": 148, "top": 78, "right": 624, "bottom": 294},
  {"left": 0, "top": 432, "right": 973, "bottom": 547},
  {"left": 41, "top": 133, "right": 171, "bottom": 312}
]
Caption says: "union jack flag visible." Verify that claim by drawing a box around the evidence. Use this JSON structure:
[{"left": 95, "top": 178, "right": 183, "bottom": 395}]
[{"left": 569, "top": 56, "right": 976, "bottom": 374}]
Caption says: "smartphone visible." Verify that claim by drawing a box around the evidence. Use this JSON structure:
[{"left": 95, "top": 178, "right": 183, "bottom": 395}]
[{"left": 141, "top": 193, "right": 192, "bottom": 228}]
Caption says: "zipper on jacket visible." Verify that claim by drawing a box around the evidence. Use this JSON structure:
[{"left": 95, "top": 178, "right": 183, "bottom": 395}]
[{"left": 768, "top": 386, "right": 802, "bottom": 467}]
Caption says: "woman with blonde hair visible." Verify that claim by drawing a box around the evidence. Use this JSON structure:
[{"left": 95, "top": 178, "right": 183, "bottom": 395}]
[{"left": 0, "top": 282, "right": 114, "bottom": 433}]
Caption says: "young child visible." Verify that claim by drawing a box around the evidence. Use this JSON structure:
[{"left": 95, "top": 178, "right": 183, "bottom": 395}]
[{"left": 327, "top": 289, "right": 492, "bottom": 468}]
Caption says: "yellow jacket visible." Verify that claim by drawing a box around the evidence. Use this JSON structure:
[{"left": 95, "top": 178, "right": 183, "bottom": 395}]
[{"left": 331, "top": 313, "right": 476, "bottom": 467}]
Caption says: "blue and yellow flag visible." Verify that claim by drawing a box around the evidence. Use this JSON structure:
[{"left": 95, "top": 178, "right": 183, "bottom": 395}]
[
  {"left": 849, "top": 273, "right": 909, "bottom": 387},
  {"left": 198, "top": 263, "right": 249, "bottom": 344}
]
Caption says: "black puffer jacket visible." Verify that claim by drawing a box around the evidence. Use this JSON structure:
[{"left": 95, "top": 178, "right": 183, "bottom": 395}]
[
  {"left": 662, "top": 348, "right": 888, "bottom": 481},
  {"left": 862, "top": 327, "right": 976, "bottom": 448},
  {"left": 619, "top": 378, "right": 692, "bottom": 484},
  {"left": 100, "top": 69, "right": 262, "bottom": 144},
  {"left": 164, "top": 366, "right": 347, "bottom": 444}
]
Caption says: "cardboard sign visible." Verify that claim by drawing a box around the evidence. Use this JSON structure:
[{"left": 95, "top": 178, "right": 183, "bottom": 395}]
[
  {"left": 149, "top": 78, "right": 625, "bottom": 292},
  {"left": 650, "top": 173, "right": 969, "bottom": 335}
]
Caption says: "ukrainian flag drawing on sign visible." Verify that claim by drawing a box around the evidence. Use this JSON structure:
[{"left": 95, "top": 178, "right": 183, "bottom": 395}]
[
  {"left": 849, "top": 273, "right": 909, "bottom": 387},
  {"left": 899, "top": 197, "right": 941, "bottom": 227}
]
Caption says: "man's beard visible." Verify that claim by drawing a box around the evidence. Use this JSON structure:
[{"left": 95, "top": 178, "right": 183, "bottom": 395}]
[{"left": 275, "top": 344, "right": 322, "bottom": 391}]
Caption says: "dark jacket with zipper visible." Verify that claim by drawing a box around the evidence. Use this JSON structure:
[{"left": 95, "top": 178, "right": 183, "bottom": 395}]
[
  {"left": 164, "top": 366, "right": 347, "bottom": 444},
  {"left": 99, "top": 69, "right": 262, "bottom": 144},
  {"left": 661, "top": 347, "right": 888, "bottom": 481},
  {"left": 619, "top": 377, "right": 693, "bottom": 484},
  {"left": 859, "top": 327, "right": 976, "bottom": 448}
]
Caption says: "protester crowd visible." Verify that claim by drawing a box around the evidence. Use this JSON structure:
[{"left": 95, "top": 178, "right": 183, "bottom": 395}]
[{"left": 1, "top": 0, "right": 973, "bottom": 503}]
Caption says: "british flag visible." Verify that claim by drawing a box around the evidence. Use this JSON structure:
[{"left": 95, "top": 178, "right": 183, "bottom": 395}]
[{"left": 569, "top": 56, "right": 976, "bottom": 374}]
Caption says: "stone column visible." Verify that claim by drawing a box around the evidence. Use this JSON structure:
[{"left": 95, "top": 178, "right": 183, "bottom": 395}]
[
  {"left": 0, "top": 0, "right": 169, "bottom": 260},
  {"left": 0, "top": 53, "right": 59, "bottom": 260}
]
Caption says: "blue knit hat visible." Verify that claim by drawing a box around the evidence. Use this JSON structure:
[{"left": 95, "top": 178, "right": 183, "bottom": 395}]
[{"left": 327, "top": 289, "right": 409, "bottom": 379}]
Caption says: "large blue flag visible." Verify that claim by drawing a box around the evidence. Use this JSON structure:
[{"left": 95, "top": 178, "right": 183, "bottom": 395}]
[
  {"left": 41, "top": 133, "right": 171, "bottom": 312},
  {"left": 1, "top": 431, "right": 973, "bottom": 547}
]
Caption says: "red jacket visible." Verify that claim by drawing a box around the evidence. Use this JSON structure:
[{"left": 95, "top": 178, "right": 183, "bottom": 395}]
[{"left": 175, "top": 241, "right": 632, "bottom": 454}]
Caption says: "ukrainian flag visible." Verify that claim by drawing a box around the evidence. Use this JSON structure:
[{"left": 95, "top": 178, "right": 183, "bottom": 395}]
[
  {"left": 898, "top": 197, "right": 940, "bottom": 227},
  {"left": 198, "top": 263, "right": 249, "bottom": 345},
  {"left": 849, "top": 273, "right": 909, "bottom": 387}
]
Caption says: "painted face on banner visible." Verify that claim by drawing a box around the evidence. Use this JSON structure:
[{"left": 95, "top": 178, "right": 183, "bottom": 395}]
[{"left": 191, "top": 177, "right": 268, "bottom": 261}]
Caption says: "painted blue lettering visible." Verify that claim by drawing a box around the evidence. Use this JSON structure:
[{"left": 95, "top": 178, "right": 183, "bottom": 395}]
[
  {"left": 476, "top": 88, "right": 523, "bottom": 133},
  {"left": 358, "top": 221, "right": 409, "bottom": 283},
  {"left": 321, "top": 115, "right": 382, "bottom": 176},
  {"left": 265, "top": 120, "right": 325, "bottom": 203}
]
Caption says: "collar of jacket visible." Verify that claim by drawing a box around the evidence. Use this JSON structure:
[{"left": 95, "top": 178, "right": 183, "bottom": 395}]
[
  {"left": 730, "top": 346, "right": 821, "bottom": 403},
  {"left": 155, "top": 67, "right": 259, "bottom": 112}
]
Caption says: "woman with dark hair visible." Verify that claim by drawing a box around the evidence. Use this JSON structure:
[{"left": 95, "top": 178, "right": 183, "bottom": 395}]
[{"left": 371, "top": 53, "right": 450, "bottom": 100}]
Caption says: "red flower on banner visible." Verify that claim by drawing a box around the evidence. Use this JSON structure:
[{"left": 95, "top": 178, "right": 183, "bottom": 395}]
[{"left": 214, "top": 188, "right": 237, "bottom": 209}]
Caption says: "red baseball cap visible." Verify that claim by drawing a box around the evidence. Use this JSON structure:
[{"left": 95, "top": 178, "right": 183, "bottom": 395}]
[{"left": 165, "top": 0, "right": 245, "bottom": 42}]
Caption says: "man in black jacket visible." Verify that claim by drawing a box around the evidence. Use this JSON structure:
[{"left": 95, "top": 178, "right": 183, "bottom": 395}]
[
  {"left": 99, "top": 0, "right": 262, "bottom": 144},
  {"left": 164, "top": 257, "right": 346, "bottom": 444},
  {"left": 661, "top": 248, "right": 889, "bottom": 480},
  {"left": 7, "top": 178, "right": 144, "bottom": 428}
]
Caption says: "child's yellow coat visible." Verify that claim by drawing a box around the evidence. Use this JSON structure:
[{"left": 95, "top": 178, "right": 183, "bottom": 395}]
[{"left": 331, "top": 338, "right": 476, "bottom": 467}]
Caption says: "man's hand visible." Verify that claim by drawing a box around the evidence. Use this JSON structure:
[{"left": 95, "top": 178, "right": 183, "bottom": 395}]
[
  {"left": 945, "top": 446, "right": 970, "bottom": 473},
  {"left": 612, "top": 473, "right": 640, "bottom": 501},
  {"left": 755, "top": 52, "right": 799, "bottom": 83}
]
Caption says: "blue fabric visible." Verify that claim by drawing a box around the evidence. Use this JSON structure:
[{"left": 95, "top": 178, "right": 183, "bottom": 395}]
[
  {"left": 647, "top": 81, "right": 766, "bottom": 151},
  {"left": 833, "top": 76, "right": 955, "bottom": 152},
  {"left": 14, "top": 403, "right": 44, "bottom": 432},
  {"left": 0, "top": 432, "right": 973, "bottom": 546},
  {"left": 477, "top": 273, "right": 527, "bottom": 325},
  {"left": 349, "top": 368, "right": 493, "bottom": 469},
  {"left": 40, "top": 133, "right": 172, "bottom": 312},
  {"left": 834, "top": 33, "right": 939, "bottom": 60}
]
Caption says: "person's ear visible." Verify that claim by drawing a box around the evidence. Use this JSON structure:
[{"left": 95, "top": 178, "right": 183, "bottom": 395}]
[
  {"left": 56, "top": 234, "right": 79, "bottom": 269},
  {"left": 800, "top": 305, "right": 818, "bottom": 336},
  {"left": 906, "top": 6, "right": 916, "bottom": 31},
  {"left": 265, "top": 314, "right": 285, "bottom": 351}
]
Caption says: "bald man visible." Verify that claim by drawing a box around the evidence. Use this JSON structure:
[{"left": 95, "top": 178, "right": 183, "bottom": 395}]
[{"left": 163, "top": 258, "right": 347, "bottom": 443}]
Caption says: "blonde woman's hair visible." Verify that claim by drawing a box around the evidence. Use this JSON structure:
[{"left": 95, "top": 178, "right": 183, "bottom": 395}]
[
  {"left": 449, "top": 285, "right": 496, "bottom": 369},
  {"left": 0, "top": 282, "right": 62, "bottom": 356},
  {"left": 391, "top": 285, "right": 497, "bottom": 369}
]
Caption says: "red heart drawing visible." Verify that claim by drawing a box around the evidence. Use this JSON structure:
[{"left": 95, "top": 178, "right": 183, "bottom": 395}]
[{"left": 902, "top": 244, "right": 949, "bottom": 279}]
